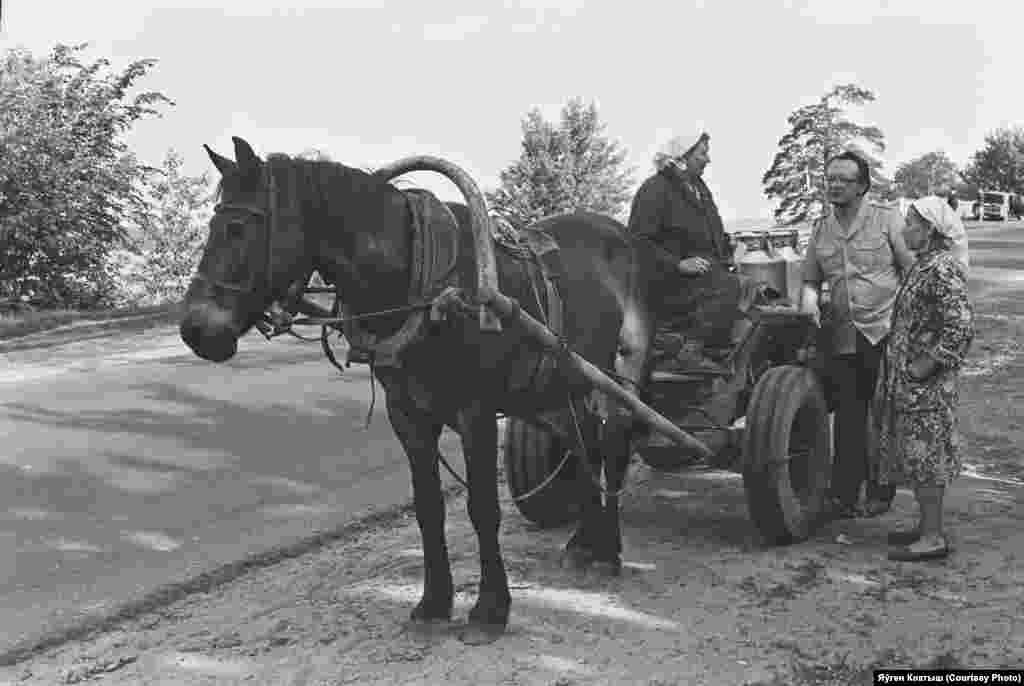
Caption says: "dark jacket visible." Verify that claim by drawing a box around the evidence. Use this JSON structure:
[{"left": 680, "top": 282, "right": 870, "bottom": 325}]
[{"left": 626, "top": 166, "right": 731, "bottom": 273}]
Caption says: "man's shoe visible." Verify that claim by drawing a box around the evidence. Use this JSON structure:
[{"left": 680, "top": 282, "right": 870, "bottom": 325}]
[{"left": 886, "top": 530, "right": 920, "bottom": 545}]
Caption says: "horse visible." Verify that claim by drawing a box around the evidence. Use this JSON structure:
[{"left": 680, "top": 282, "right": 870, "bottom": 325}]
[{"left": 179, "top": 136, "right": 656, "bottom": 644}]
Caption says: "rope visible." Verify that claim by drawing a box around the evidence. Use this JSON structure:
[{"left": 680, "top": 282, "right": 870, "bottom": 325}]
[
  {"left": 438, "top": 453, "right": 469, "bottom": 490},
  {"left": 566, "top": 387, "right": 629, "bottom": 498},
  {"left": 289, "top": 302, "right": 432, "bottom": 327},
  {"left": 508, "top": 443, "right": 576, "bottom": 503}
]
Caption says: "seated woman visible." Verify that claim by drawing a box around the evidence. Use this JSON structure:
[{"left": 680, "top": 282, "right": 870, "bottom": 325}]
[{"left": 627, "top": 132, "right": 760, "bottom": 374}]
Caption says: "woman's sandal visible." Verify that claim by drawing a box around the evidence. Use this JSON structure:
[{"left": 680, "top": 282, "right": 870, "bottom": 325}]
[{"left": 887, "top": 535, "right": 952, "bottom": 561}]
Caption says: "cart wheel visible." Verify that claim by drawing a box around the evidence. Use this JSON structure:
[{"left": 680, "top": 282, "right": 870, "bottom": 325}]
[
  {"left": 741, "top": 365, "right": 831, "bottom": 545},
  {"left": 503, "top": 418, "right": 582, "bottom": 528}
]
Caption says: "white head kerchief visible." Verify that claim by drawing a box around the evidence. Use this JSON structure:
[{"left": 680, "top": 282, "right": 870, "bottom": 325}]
[
  {"left": 910, "top": 195, "right": 969, "bottom": 272},
  {"left": 653, "top": 132, "right": 708, "bottom": 172}
]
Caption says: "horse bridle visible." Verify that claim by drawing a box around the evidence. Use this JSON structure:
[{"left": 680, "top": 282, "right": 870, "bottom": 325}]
[{"left": 194, "top": 166, "right": 279, "bottom": 297}]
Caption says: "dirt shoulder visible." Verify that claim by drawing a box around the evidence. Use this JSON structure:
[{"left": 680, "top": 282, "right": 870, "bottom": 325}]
[{"left": 0, "top": 305, "right": 180, "bottom": 352}]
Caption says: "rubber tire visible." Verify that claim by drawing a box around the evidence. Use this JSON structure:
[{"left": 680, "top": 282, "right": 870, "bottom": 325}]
[
  {"left": 503, "top": 418, "right": 582, "bottom": 529},
  {"left": 741, "top": 365, "right": 832, "bottom": 545}
]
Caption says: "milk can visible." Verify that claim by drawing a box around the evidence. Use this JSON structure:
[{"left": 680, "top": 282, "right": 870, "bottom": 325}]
[
  {"left": 767, "top": 228, "right": 803, "bottom": 305},
  {"left": 731, "top": 230, "right": 765, "bottom": 265},
  {"left": 736, "top": 233, "right": 786, "bottom": 296}
]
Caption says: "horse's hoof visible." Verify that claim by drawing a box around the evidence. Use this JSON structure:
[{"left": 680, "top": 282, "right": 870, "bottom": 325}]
[
  {"left": 590, "top": 557, "right": 623, "bottom": 577},
  {"left": 458, "top": 621, "right": 506, "bottom": 645},
  {"left": 409, "top": 600, "right": 452, "bottom": 624}
]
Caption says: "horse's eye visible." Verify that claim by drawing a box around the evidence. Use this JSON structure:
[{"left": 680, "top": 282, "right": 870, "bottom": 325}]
[{"left": 226, "top": 221, "right": 245, "bottom": 240}]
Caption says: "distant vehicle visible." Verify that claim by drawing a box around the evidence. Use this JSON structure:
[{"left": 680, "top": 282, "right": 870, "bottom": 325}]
[
  {"left": 960, "top": 200, "right": 981, "bottom": 221},
  {"left": 980, "top": 190, "right": 1015, "bottom": 221},
  {"left": 1011, "top": 194, "right": 1024, "bottom": 220}
]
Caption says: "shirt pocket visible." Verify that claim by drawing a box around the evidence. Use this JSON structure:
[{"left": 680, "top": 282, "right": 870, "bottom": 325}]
[{"left": 850, "top": 233, "right": 892, "bottom": 272}]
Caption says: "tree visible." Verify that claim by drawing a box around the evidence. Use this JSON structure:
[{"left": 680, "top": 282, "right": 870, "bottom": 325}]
[
  {"left": 893, "top": 151, "right": 961, "bottom": 199},
  {"left": 111, "top": 149, "right": 213, "bottom": 306},
  {"left": 762, "top": 84, "right": 888, "bottom": 226},
  {"left": 486, "top": 98, "right": 635, "bottom": 229},
  {"left": 0, "top": 43, "right": 173, "bottom": 307},
  {"left": 963, "top": 126, "right": 1024, "bottom": 193}
]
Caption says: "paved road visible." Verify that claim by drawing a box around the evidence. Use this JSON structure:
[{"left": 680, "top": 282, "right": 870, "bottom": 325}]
[{"left": 0, "top": 325, "right": 462, "bottom": 653}]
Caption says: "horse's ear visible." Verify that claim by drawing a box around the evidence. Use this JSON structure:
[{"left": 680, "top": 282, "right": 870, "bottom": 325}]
[
  {"left": 232, "top": 136, "right": 263, "bottom": 176},
  {"left": 204, "top": 144, "right": 236, "bottom": 177}
]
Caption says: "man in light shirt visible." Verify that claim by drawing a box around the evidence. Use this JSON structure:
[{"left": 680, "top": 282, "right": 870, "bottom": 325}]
[{"left": 801, "top": 151, "right": 916, "bottom": 519}]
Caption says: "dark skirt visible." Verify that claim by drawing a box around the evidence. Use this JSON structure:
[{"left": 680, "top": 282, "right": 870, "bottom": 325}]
[{"left": 651, "top": 265, "right": 748, "bottom": 370}]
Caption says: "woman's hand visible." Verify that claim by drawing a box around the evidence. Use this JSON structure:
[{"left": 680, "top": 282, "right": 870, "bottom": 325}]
[
  {"left": 907, "top": 354, "right": 938, "bottom": 381},
  {"left": 678, "top": 257, "right": 711, "bottom": 276}
]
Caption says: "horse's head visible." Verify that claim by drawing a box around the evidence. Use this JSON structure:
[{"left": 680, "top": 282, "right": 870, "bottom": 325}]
[{"left": 181, "top": 136, "right": 307, "bottom": 362}]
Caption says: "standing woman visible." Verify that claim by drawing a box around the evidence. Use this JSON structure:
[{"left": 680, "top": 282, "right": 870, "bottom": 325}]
[{"left": 871, "top": 196, "right": 974, "bottom": 561}]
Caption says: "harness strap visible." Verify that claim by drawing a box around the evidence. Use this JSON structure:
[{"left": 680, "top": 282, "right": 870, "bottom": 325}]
[{"left": 341, "top": 189, "right": 460, "bottom": 367}]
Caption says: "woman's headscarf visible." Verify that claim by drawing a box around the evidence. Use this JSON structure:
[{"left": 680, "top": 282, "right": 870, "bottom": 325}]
[
  {"left": 909, "top": 195, "right": 969, "bottom": 272},
  {"left": 653, "top": 132, "right": 709, "bottom": 172}
]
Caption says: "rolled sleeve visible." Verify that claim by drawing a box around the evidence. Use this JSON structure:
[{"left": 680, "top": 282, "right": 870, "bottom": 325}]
[{"left": 885, "top": 209, "right": 915, "bottom": 273}]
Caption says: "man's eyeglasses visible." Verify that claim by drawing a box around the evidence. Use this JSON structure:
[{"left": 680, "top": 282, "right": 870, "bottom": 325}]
[{"left": 826, "top": 176, "right": 860, "bottom": 185}]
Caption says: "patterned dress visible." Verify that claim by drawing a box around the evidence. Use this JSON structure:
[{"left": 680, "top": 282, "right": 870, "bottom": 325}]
[{"left": 870, "top": 248, "right": 974, "bottom": 487}]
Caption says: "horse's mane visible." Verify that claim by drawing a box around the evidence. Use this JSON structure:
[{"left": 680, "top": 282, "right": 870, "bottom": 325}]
[{"left": 212, "top": 152, "right": 397, "bottom": 225}]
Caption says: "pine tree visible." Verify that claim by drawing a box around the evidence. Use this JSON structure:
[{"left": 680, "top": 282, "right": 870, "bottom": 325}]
[{"left": 762, "top": 84, "right": 887, "bottom": 225}]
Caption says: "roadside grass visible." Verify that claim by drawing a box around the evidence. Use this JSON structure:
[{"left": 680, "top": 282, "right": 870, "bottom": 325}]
[{"left": 0, "top": 302, "right": 181, "bottom": 342}]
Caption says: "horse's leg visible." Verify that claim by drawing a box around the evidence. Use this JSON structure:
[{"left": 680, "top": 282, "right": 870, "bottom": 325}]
[
  {"left": 590, "top": 408, "right": 634, "bottom": 576},
  {"left": 454, "top": 407, "right": 510, "bottom": 644},
  {"left": 592, "top": 311, "right": 652, "bottom": 575},
  {"left": 383, "top": 385, "right": 453, "bottom": 624},
  {"left": 561, "top": 399, "right": 606, "bottom": 571}
]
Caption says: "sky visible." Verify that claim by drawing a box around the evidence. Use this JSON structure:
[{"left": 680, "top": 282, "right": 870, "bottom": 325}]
[{"left": 2, "top": 0, "right": 1021, "bottom": 227}]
